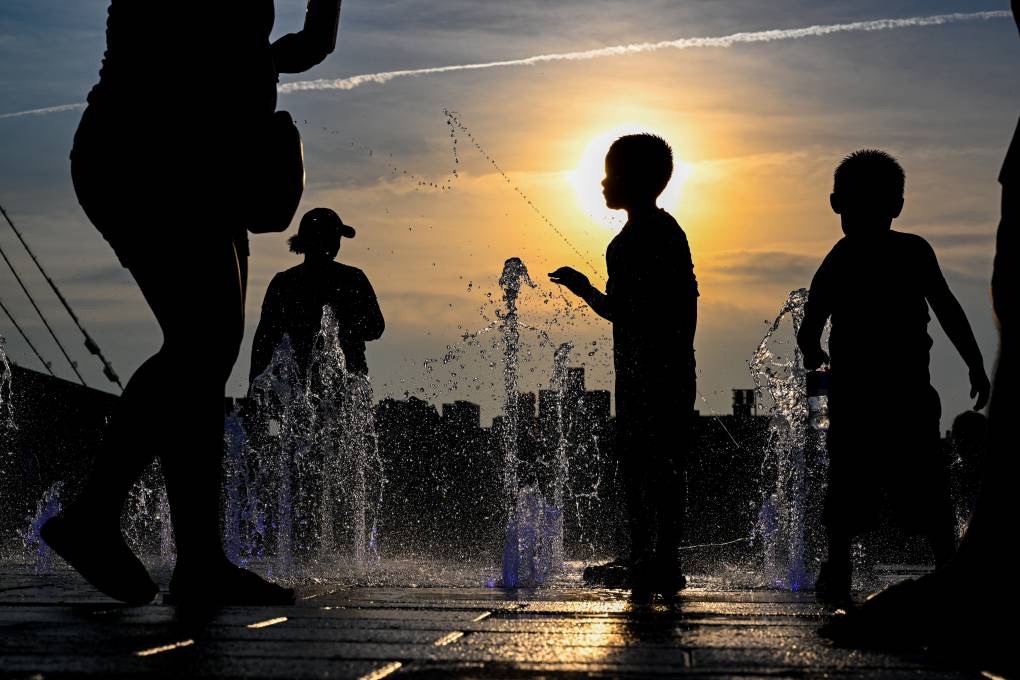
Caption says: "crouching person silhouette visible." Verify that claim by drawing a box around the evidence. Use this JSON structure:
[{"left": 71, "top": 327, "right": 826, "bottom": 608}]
[
  {"left": 550, "top": 134, "right": 698, "bottom": 600},
  {"left": 797, "top": 150, "right": 990, "bottom": 604},
  {"left": 42, "top": 0, "right": 344, "bottom": 606},
  {"left": 249, "top": 208, "right": 384, "bottom": 385}
]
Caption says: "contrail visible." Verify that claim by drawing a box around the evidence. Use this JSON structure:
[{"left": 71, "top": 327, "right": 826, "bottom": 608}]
[
  {"left": 280, "top": 11, "right": 1010, "bottom": 94},
  {"left": 0, "top": 10, "right": 1009, "bottom": 120},
  {"left": 0, "top": 102, "right": 86, "bottom": 120}
]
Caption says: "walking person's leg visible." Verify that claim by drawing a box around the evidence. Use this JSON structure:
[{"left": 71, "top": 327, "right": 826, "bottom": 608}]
[
  {"left": 45, "top": 223, "right": 290, "bottom": 605},
  {"left": 131, "top": 233, "right": 290, "bottom": 603}
]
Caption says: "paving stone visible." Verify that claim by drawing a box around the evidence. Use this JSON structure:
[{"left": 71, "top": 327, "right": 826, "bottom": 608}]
[{"left": 0, "top": 569, "right": 981, "bottom": 678}]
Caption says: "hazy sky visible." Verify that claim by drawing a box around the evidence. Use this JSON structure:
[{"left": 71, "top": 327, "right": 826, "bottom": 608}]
[{"left": 0, "top": 1, "right": 1016, "bottom": 426}]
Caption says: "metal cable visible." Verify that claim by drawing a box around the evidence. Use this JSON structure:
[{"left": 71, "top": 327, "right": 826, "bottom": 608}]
[
  {"left": 0, "top": 234, "right": 86, "bottom": 385},
  {"left": 1, "top": 201, "right": 122, "bottom": 389},
  {"left": 0, "top": 295, "right": 54, "bottom": 375}
]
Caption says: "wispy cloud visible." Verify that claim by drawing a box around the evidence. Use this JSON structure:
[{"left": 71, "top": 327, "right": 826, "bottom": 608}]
[
  {"left": 1, "top": 10, "right": 1010, "bottom": 120},
  {"left": 705, "top": 251, "right": 819, "bottom": 286}
]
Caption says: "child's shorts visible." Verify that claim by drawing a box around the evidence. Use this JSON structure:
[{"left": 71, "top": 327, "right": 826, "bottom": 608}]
[{"left": 823, "top": 384, "right": 952, "bottom": 536}]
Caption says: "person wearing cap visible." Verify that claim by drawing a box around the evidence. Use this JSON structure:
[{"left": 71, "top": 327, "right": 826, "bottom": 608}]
[{"left": 249, "top": 208, "right": 384, "bottom": 383}]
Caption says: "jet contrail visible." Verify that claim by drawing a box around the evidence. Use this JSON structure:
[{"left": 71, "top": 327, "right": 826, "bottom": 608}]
[
  {"left": 1, "top": 10, "right": 1009, "bottom": 120},
  {"left": 0, "top": 102, "right": 86, "bottom": 120},
  {"left": 280, "top": 10, "right": 1010, "bottom": 94}
]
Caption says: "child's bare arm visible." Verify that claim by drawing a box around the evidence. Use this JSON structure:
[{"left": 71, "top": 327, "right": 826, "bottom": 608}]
[
  {"left": 797, "top": 259, "right": 832, "bottom": 370},
  {"left": 923, "top": 241, "right": 990, "bottom": 409},
  {"left": 549, "top": 267, "right": 613, "bottom": 320},
  {"left": 579, "top": 286, "right": 613, "bottom": 321}
]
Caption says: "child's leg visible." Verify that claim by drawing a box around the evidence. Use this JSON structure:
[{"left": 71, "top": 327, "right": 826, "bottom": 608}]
[
  {"left": 615, "top": 387, "right": 653, "bottom": 570},
  {"left": 819, "top": 420, "right": 864, "bottom": 597},
  {"left": 650, "top": 403, "right": 692, "bottom": 576},
  {"left": 650, "top": 452, "right": 685, "bottom": 584},
  {"left": 621, "top": 446, "right": 653, "bottom": 567},
  {"left": 900, "top": 385, "right": 956, "bottom": 568}
]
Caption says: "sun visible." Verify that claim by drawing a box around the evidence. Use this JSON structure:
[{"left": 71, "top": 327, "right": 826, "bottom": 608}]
[{"left": 566, "top": 123, "right": 690, "bottom": 228}]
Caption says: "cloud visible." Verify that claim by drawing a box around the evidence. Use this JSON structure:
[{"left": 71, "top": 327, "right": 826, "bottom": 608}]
[
  {"left": 703, "top": 250, "right": 818, "bottom": 286},
  {"left": 926, "top": 231, "right": 996, "bottom": 249},
  {"left": 1, "top": 10, "right": 1010, "bottom": 119}
]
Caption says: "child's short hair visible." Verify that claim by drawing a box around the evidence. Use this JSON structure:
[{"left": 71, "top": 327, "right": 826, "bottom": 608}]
[
  {"left": 833, "top": 149, "right": 905, "bottom": 204},
  {"left": 607, "top": 133, "right": 674, "bottom": 197}
]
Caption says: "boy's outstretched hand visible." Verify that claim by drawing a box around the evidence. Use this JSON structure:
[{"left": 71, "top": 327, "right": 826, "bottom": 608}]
[
  {"left": 970, "top": 366, "right": 991, "bottom": 411},
  {"left": 549, "top": 267, "right": 591, "bottom": 297}
]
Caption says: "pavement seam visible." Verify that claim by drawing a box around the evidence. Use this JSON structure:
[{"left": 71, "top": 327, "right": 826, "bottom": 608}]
[
  {"left": 358, "top": 660, "right": 403, "bottom": 680},
  {"left": 246, "top": 616, "right": 288, "bottom": 629},
  {"left": 133, "top": 639, "right": 195, "bottom": 657},
  {"left": 433, "top": 630, "right": 465, "bottom": 646}
]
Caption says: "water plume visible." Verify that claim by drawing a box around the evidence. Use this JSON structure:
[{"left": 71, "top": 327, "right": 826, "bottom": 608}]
[{"left": 750, "top": 289, "right": 828, "bottom": 591}]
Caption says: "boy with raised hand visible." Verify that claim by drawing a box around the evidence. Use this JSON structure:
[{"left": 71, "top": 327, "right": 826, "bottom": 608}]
[
  {"left": 797, "top": 149, "right": 989, "bottom": 603},
  {"left": 550, "top": 133, "right": 698, "bottom": 600}
]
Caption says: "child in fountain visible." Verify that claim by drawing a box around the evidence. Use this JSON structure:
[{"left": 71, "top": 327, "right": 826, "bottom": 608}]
[
  {"left": 550, "top": 134, "right": 698, "bottom": 599},
  {"left": 797, "top": 149, "right": 990, "bottom": 603}
]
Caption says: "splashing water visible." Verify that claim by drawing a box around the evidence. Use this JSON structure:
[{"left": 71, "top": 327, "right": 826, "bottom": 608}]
[
  {"left": 243, "top": 334, "right": 308, "bottom": 572},
  {"left": 306, "top": 306, "right": 386, "bottom": 569},
  {"left": 548, "top": 342, "right": 573, "bottom": 532},
  {"left": 122, "top": 461, "right": 175, "bottom": 565},
  {"left": 20, "top": 482, "right": 62, "bottom": 573},
  {"left": 0, "top": 337, "right": 14, "bottom": 432},
  {"left": 749, "top": 289, "right": 828, "bottom": 591},
  {"left": 498, "top": 257, "right": 535, "bottom": 509},
  {"left": 497, "top": 258, "right": 572, "bottom": 587},
  {"left": 230, "top": 307, "right": 386, "bottom": 578},
  {"left": 82, "top": 309, "right": 389, "bottom": 579}
]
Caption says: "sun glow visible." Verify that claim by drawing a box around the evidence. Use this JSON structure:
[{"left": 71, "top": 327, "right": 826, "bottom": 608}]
[{"left": 566, "top": 123, "right": 691, "bottom": 229}]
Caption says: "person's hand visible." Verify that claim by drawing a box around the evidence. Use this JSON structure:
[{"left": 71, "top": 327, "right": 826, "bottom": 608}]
[
  {"left": 969, "top": 366, "right": 991, "bottom": 411},
  {"left": 548, "top": 267, "right": 591, "bottom": 297},
  {"left": 802, "top": 348, "right": 830, "bottom": 371}
]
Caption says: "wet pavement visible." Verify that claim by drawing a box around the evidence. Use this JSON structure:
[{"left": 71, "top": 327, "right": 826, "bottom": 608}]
[{"left": 0, "top": 567, "right": 988, "bottom": 678}]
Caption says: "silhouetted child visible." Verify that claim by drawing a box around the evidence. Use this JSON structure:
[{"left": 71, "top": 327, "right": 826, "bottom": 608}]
[
  {"left": 797, "top": 149, "right": 990, "bottom": 602},
  {"left": 550, "top": 134, "right": 698, "bottom": 599}
]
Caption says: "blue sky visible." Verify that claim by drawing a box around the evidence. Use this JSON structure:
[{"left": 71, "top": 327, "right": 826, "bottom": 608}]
[{"left": 0, "top": 1, "right": 1016, "bottom": 425}]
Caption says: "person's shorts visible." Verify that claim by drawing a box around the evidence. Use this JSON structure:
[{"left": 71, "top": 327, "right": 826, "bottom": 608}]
[
  {"left": 70, "top": 107, "right": 249, "bottom": 269},
  {"left": 824, "top": 384, "right": 951, "bottom": 535}
]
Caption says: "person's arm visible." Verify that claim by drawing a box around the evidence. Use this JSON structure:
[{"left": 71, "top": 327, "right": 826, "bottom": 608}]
[
  {"left": 921, "top": 239, "right": 990, "bottom": 409},
  {"left": 548, "top": 267, "right": 612, "bottom": 321},
  {"left": 797, "top": 255, "right": 833, "bottom": 370},
  {"left": 271, "top": 0, "right": 341, "bottom": 74},
  {"left": 354, "top": 271, "right": 385, "bottom": 341},
  {"left": 579, "top": 284, "right": 613, "bottom": 321},
  {"left": 249, "top": 278, "right": 284, "bottom": 385}
]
